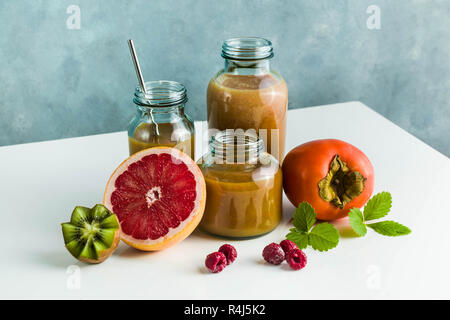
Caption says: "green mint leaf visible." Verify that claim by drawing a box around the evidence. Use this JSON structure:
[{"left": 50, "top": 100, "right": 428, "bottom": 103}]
[
  {"left": 363, "top": 191, "right": 392, "bottom": 221},
  {"left": 292, "top": 202, "right": 317, "bottom": 233},
  {"left": 367, "top": 221, "right": 411, "bottom": 237},
  {"left": 348, "top": 208, "right": 367, "bottom": 236},
  {"left": 308, "top": 223, "right": 339, "bottom": 252},
  {"left": 286, "top": 229, "right": 309, "bottom": 250}
]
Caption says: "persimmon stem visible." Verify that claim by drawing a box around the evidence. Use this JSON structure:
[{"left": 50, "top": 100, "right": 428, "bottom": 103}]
[{"left": 318, "top": 155, "right": 366, "bottom": 208}]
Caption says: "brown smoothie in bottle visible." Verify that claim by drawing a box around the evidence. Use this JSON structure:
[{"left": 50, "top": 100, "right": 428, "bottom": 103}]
[{"left": 207, "top": 73, "right": 288, "bottom": 161}]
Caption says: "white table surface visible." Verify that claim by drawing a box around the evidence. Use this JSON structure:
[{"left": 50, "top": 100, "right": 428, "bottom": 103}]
[{"left": 1, "top": 101, "right": 449, "bottom": 300}]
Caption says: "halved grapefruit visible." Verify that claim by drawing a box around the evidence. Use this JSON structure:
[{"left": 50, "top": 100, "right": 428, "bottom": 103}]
[{"left": 103, "top": 147, "right": 206, "bottom": 251}]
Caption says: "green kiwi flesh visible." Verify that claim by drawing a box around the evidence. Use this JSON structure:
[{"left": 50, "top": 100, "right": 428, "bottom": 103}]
[{"left": 62, "top": 204, "right": 120, "bottom": 264}]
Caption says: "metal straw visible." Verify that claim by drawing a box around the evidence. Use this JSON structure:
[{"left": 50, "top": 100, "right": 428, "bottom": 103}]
[{"left": 127, "top": 39, "right": 160, "bottom": 136}]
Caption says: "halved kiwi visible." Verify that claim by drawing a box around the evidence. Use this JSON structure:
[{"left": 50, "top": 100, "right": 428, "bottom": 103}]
[{"left": 62, "top": 204, "right": 120, "bottom": 264}]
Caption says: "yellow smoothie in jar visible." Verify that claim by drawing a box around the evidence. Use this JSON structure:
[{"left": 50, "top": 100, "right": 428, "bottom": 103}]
[
  {"left": 128, "top": 122, "right": 194, "bottom": 158},
  {"left": 199, "top": 161, "right": 283, "bottom": 238},
  {"left": 128, "top": 80, "right": 195, "bottom": 159}
]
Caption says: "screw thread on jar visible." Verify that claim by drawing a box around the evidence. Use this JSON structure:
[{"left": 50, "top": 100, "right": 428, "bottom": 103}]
[
  {"left": 221, "top": 37, "right": 274, "bottom": 61},
  {"left": 133, "top": 80, "right": 187, "bottom": 107},
  {"left": 210, "top": 129, "right": 265, "bottom": 164}
]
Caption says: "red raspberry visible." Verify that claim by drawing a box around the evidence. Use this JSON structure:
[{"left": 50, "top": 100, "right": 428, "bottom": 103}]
[
  {"left": 205, "top": 252, "right": 227, "bottom": 273},
  {"left": 218, "top": 244, "right": 237, "bottom": 265},
  {"left": 286, "top": 248, "right": 307, "bottom": 270},
  {"left": 262, "top": 242, "right": 285, "bottom": 265},
  {"left": 280, "top": 239, "right": 298, "bottom": 254}
]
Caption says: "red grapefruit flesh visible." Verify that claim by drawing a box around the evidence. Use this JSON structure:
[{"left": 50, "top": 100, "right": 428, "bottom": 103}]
[{"left": 103, "top": 147, "right": 206, "bottom": 251}]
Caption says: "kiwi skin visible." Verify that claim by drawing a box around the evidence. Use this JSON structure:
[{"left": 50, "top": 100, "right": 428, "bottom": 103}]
[{"left": 61, "top": 205, "right": 121, "bottom": 264}]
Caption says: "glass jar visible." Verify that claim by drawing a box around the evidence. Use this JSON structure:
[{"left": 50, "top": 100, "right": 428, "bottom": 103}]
[
  {"left": 198, "top": 129, "right": 283, "bottom": 238},
  {"left": 207, "top": 37, "right": 288, "bottom": 162},
  {"left": 128, "top": 80, "right": 195, "bottom": 159}
]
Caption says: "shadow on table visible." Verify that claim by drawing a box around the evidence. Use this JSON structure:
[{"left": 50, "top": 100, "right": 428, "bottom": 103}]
[
  {"left": 189, "top": 228, "right": 220, "bottom": 241},
  {"left": 37, "top": 250, "right": 83, "bottom": 269},
  {"left": 329, "top": 218, "right": 360, "bottom": 238},
  {"left": 114, "top": 243, "right": 160, "bottom": 259}
]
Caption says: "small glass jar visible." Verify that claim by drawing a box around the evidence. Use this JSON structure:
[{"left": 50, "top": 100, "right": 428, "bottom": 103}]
[
  {"left": 128, "top": 80, "right": 195, "bottom": 159},
  {"left": 207, "top": 37, "right": 288, "bottom": 162},
  {"left": 198, "top": 129, "right": 283, "bottom": 238}
]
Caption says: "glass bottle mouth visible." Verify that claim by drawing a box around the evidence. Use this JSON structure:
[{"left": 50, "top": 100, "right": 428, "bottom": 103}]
[
  {"left": 221, "top": 37, "right": 274, "bottom": 61},
  {"left": 210, "top": 129, "right": 265, "bottom": 164},
  {"left": 133, "top": 80, "right": 188, "bottom": 107}
]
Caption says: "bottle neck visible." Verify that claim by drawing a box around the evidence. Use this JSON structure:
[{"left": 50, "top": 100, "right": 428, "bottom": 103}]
[{"left": 224, "top": 58, "right": 271, "bottom": 75}]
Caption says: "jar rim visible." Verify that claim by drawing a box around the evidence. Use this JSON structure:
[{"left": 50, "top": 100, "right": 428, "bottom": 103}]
[
  {"left": 134, "top": 80, "right": 187, "bottom": 107},
  {"left": 221, "top": 37, "right": 274, "bottom": 61},
  {"left": 210, "top": 129, "right": 265, "bottom": 163}
]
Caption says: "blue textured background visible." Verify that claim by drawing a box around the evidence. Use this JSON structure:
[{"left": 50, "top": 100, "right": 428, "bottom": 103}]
[{"left": 0, "top": 0, "right": 449, "bottom": 156}]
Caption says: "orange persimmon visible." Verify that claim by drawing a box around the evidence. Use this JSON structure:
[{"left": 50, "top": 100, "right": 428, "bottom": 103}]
[{"left": 282, "top": 139, "right": 374, "bottom": 221}]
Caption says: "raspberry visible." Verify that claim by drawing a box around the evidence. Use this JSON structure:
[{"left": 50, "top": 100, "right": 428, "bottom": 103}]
[
  {"left": 280, "top": 239, "right": 298, "bottom": 254},
  {"left": 285, "top": 248, "right": 307, "bottom": 270},
  {"left": 262, "top": 242, "right": 285, "bottom": 265},
  {"left": 205, "top": 252, "right": 227, "bottom": 273},
  {"left": 218, "top": 244, "right": 237, "bottom": 265}
]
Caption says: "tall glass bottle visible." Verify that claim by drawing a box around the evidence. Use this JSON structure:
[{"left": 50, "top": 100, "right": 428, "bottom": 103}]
[{"left": 207, "top": 37, "right": 288, "bottom": 161}]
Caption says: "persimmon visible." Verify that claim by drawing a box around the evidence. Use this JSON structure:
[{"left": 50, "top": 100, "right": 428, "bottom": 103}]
[{"left": 282, "top": 139, "right": 374, "bottom": 221}]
